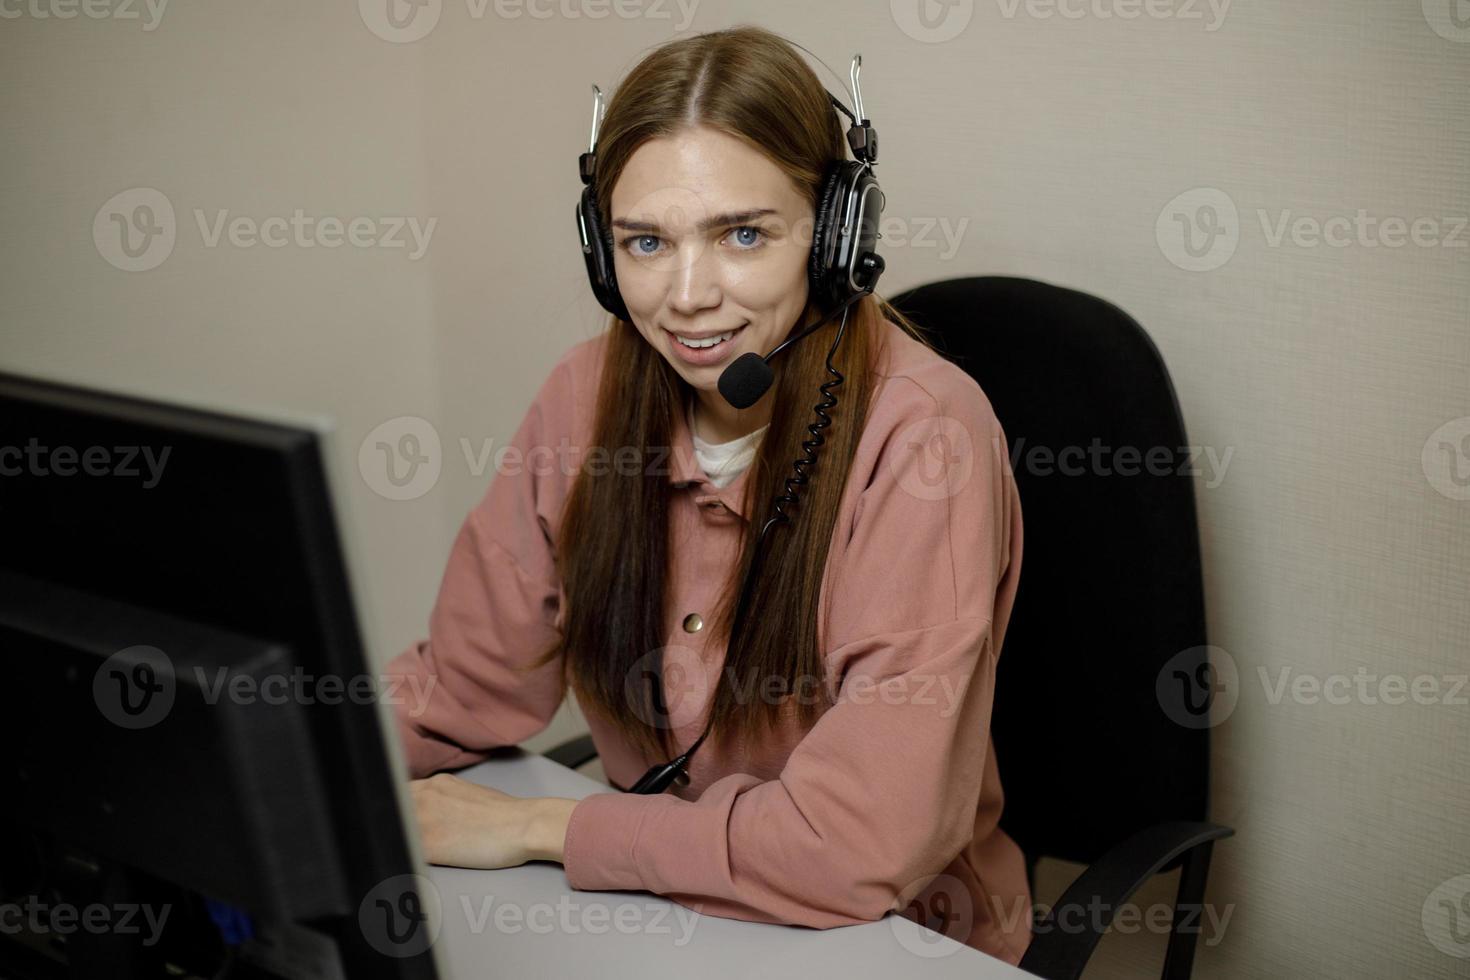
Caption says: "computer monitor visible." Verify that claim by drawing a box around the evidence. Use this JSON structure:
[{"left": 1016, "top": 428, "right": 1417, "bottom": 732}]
[{"left": 0, "top": 371, "right": 441, "bottom": 980}]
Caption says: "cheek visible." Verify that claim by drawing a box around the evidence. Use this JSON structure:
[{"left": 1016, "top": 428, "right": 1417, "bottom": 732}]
[
  {"left": 723, "top": 247, "right": 810, "bottom": 312},
  {"left": 613, "top": 256, "right": 663, "bottom": 316}
]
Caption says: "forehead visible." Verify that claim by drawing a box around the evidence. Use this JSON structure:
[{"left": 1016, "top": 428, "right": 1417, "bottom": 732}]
[{"left": 610, "top": 126, "right": 806, "bottom": 228}]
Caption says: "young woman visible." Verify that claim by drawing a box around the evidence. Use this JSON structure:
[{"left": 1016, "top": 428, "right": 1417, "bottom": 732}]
[{"left": 387, "top": 25, "right": 1031, "bottom": 965}]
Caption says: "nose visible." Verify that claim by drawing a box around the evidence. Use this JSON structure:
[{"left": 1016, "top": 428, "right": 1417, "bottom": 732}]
[{"left": 666, "top": 240, "right": 722, "bottom": 317}]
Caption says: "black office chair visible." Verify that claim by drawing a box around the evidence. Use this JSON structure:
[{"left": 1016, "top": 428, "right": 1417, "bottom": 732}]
[
  {"left": 545, "top": 276, "right": 1233, "bottom": 979},
  {"left": 889, "top": 276, "right": 1233, "bottom": 979}
]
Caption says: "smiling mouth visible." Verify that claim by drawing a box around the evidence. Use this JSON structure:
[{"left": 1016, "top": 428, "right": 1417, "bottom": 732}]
[{"left": 665, "top": 324, "right": 747, "bottom": 350}]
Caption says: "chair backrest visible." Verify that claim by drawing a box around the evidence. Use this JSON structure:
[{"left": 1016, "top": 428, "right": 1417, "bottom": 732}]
[{"left": 890, "top": 276, "right": 1212, "bottom": 867}]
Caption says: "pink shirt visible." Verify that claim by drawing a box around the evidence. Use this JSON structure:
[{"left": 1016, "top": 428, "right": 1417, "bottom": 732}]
[{"left": 386, "top": 318, "right": 1032, "bottom": 964}]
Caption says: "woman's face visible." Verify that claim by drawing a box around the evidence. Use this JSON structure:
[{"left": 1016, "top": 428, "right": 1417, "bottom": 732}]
[{"left": 608, "top": 126, "right": 813, "bottom": 394}]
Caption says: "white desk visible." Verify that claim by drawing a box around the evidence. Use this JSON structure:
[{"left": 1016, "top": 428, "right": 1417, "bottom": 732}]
[{"left": 425, "top": 750, "right": 1035, "bottom": 979}]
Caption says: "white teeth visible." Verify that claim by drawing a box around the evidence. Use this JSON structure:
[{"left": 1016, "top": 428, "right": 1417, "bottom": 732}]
[{"left": 674, "top": 328, "right": 737, "bottom": 349}]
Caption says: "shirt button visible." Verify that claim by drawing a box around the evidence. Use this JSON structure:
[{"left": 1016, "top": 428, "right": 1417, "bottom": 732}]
[{"left": 682, "top": 613, "right": 704, "bottom": 633}]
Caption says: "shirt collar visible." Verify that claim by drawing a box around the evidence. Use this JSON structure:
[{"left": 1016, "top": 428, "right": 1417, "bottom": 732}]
[{"left": 666, "top": 395, "right": 754, "bottom": 520}]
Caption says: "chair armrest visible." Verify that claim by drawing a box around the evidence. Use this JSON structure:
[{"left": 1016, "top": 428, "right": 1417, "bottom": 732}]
[
  {"left": 1020, "top": 820, "right": 1234, "bottom": 980},
  {"left": 542, "top": 733, "right": 599, "bottom": 771}
]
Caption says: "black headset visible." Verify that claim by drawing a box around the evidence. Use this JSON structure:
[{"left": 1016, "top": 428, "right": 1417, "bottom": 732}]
[
  {"left": 572, "top": 55, "right": 886, "bottom": 795},
  {"left": 574, "top": 54, "right": 885, "bottom": 326}
]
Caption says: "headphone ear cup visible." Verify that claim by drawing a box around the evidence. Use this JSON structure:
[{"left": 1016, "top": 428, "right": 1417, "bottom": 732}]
[
  {"left": 576, "top": 184, "right": 630, "bottom": 320},
  {"left": 807, "top": 163, "right": 847, "bottom": 309}
]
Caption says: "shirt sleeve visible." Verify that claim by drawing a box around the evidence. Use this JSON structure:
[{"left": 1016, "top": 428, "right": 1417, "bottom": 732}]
[
  {"left": 383, "top": 355, "right": 576, "bottom": 778},
  {"left": 561, "top": 375, "right": 1023, "bottom": 930}
]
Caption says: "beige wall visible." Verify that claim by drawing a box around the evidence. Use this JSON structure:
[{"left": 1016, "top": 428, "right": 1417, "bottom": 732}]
[{"left": 2, "top": 2, "right": 1466, "bottom": 977}]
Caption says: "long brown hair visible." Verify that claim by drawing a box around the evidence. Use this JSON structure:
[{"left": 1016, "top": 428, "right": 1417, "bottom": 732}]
[{"left": 532, "top": 25, "right": 938, "bottom": 763}]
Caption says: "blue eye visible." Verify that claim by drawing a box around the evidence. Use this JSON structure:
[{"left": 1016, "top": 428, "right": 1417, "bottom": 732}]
[
  {"left": 629, "top": 235, "right": 661, "bottom": 256},
  {"left": 729, "top": 226, "right": 764, "bottom": 249}
]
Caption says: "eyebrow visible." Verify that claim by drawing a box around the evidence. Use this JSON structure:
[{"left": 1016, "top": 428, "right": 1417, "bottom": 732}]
[{"left": 610, "top": 207, "right": 779, "bottom": 234}]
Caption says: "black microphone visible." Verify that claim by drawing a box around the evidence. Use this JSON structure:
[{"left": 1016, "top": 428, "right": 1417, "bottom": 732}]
[{"left": 717, "top": 286, "right": 872, "bottom": 410}]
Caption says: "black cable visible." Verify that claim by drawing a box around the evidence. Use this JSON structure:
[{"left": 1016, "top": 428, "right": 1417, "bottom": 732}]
[{"left": 627, "top": 300, "right": 855, "bottom": 794}]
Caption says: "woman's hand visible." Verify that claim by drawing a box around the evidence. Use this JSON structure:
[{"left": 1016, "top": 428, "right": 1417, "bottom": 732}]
[{"left": 409, "top": 773, "right": 578, "bottom": 869}]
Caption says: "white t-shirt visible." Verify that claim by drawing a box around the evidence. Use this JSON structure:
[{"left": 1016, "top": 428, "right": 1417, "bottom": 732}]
[{"left": 689, "top": 399, "right": 767, "bottom": 489}]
